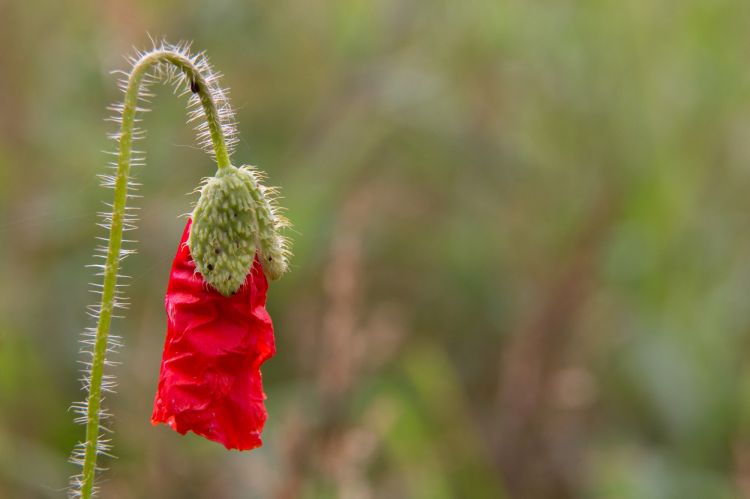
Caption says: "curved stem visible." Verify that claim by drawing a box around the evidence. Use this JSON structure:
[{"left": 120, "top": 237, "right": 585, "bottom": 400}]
[{"left": 78, "top": 49, "right": 231, "bottom": 499}]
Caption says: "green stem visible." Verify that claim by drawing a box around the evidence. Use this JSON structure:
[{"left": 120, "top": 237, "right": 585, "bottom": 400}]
[{"left": 78, "top": 49, "right": 231, "bottom": 498}]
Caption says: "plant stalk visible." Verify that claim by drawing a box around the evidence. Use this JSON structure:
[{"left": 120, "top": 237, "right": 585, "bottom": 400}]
[{"left": 78, "top": 48, "right": 231, "bottom": 498}]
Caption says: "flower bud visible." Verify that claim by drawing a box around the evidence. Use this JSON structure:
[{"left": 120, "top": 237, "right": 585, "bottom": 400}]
[
  {"left": 189, "top": 165, "right": 290, "bottom": 295},
  {"left": 189, "top": 167, "right": 258, "bottom": 296}
]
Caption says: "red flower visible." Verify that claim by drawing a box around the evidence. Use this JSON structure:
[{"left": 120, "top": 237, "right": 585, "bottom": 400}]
[{"left": 151, "top": 219, "right": 276, "bottom": 450}]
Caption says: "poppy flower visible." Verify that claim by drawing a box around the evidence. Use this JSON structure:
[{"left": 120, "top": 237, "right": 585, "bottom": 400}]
[{"left": 151, "top": 219, "right": 275, "bottom": 450}]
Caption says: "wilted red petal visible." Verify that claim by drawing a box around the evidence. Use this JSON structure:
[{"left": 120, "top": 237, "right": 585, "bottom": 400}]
[{"left": 151, "top": 219, "right": 275, "bottom": 450}]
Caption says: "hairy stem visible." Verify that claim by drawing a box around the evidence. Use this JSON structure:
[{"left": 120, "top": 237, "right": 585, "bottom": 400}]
[{"left": 77, "top": 48, "right": 231, "bottom": 498}]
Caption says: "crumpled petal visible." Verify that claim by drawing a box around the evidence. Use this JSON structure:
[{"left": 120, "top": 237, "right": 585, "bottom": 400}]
[{"left": 151, "top": 219, "right": 275, "bottom": 450}]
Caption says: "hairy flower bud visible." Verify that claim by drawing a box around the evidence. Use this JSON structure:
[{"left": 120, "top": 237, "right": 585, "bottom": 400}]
[
  {"left": 189, "top": 166, "right": 290, "bottom": 295},
  {"left": 189, "top": 167, "right": 257, "bottom": 295}
]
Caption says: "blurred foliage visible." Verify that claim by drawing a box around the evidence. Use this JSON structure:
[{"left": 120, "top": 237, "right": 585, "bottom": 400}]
[{"left": 2, "top": 0, "right": 750, "bottom": 497}]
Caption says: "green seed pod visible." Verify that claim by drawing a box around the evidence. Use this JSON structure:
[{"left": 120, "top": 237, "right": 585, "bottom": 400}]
[{"left": 189, "top": 166, "right": 258, "bottom": 296}]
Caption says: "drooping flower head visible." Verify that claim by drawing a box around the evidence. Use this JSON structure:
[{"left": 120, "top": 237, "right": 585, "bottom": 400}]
[{"left": 152, "top": 165, "right": 290, "bottom": 450}]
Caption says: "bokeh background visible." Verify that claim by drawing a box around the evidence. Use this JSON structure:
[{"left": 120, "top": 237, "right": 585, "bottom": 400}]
[{"left": 2, "top": 1, "right": 750, "bottom": 498}]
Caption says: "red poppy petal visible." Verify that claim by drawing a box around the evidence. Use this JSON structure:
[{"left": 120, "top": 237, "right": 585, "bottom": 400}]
[{"left": 151, "top": 219, "right": 275, "bottom": 450}]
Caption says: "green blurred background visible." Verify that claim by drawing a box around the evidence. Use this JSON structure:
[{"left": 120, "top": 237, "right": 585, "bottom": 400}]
[{"left": 2, "top": 0, "right": 750, "bottom": 498}]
